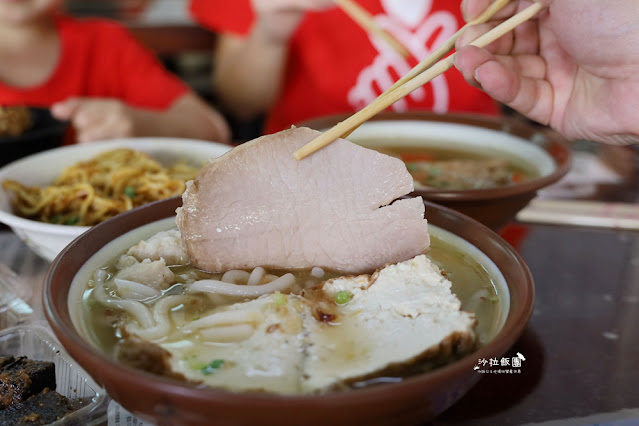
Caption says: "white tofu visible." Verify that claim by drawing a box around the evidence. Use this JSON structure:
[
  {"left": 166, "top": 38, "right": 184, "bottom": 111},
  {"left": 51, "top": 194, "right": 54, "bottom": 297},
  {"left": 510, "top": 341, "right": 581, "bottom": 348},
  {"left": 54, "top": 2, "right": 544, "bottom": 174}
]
[
  {"left": 130, "top": 255, "right": 477, "bottom": 394},
  {"left": 157, "top": 295, "right": 307, "bottom": 395},
  {"left": 302, "top": 254, "right": 477, "bottom": 392}
]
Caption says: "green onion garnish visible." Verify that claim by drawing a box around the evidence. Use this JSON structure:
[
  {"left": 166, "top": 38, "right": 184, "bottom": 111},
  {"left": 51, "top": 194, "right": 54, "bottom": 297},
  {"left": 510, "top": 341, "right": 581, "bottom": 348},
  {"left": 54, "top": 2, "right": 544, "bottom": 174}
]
[
  {"left": 64, "top": 217, "right": 79, "bottom": 226},
  {"left": 273, "top": 291, "right": 286, "bottom": 306},
  {"left": 335, "top": 291, "right": 352, "bottom": 305},
  {"left": 124, "top": 186, "right": 136, "bottom": 198},
  {"left": 201, "top": 359, "right": 225, "bottom": 375}
]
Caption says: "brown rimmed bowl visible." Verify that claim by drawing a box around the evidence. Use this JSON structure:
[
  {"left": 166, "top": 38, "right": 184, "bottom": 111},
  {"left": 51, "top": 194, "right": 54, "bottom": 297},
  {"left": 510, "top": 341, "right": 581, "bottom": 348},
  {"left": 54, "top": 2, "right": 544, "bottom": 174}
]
[
  {"left": 44, "top": 196, "right": 534, "bottom": 426},
  {"left": 302, "top": 112, "right": 572, "bottom": 230}
]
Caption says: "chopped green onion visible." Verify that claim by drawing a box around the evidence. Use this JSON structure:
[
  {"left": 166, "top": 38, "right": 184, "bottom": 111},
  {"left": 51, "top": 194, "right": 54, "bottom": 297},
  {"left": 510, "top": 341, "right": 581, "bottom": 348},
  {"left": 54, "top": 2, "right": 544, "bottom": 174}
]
[
  {"left": 64, "top": 217, "right": 79, "bottom": 226},
  {"left": 124, "top": 186, "right": 136, "bottom": 198},
  {"left": 273, "top": 291, "right": 287, "bottom": 306},
  {"left": 50, "top": 215, "right": 62, "bottom": 224},
  {"left": 335, "top": 291, "right": 352, "bottom": 305},
  {"left": 201, "top": 359, "right": 225, "bottom": 375}
]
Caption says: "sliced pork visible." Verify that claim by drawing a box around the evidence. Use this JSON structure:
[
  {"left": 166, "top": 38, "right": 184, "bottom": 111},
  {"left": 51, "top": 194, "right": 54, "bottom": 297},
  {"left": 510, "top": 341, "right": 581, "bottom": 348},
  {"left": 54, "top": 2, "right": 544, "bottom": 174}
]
[{"left": 177, "top": 126, "right": 429, "bottom": 274}]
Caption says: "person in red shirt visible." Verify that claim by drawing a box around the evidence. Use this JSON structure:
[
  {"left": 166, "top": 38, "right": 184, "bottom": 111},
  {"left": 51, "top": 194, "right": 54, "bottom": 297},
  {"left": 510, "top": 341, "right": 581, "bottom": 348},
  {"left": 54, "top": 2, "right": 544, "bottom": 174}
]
[
  {"left": 0, "top": 0, "right": 230, "bottom": 144},
  {"left": 189, "top": 0, "right": 501, "bottom": 135}
]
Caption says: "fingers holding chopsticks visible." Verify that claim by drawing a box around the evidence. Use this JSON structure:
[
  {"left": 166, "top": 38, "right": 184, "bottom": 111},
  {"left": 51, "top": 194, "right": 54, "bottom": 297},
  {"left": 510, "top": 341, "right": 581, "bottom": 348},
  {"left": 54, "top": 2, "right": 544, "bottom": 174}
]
[
  {"left": 455, "top": 48, "right": 546, "bottom": 85},
  {"left": 454, "top": 1, "right": 554, "bottom": 126},
  {"left": 294, "top": 2, "right": 549, "bottom": 160},
  {"left": 457, "top": 47, "right": 553, "bottom": 120},
  {"left": 457, "top": 12, "right": 543, "bottom": 56},
  {"left": 462, "top": 0, "right": 549, "bottom": 23}
]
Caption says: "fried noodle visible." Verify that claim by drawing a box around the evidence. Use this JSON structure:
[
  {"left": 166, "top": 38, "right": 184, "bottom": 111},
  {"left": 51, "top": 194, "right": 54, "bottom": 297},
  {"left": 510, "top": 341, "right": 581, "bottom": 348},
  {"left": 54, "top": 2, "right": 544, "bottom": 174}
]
[{"left": 2, "top": 148, "right": 201, "bottom": 226}]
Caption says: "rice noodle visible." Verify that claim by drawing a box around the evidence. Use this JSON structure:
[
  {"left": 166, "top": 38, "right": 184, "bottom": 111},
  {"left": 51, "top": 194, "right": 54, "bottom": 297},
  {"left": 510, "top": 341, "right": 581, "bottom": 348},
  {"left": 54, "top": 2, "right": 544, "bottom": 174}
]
[
  {"left": 264, "top": 274, "right": 279, "bottom": 283},
  {"left": 311, "top": 267, "right": 325, "bottom": 278},
  {"left": 114, "top": 278, "right": 161, "bottom": 300},
  {"left": 199, "top": 324, "right": 255, "bottom": 343},
  {"left": 182, "top": 310, "right": 263, "bottom": 333},
  {"left": 93, "top": 283, "right": 154, "bottom": 328},
  {"left": 128, "top": 295, "right": 191, "bottom": 341},
  {"left": 247, "top": 267, "right": 265, "bottom": 286},
  {"left": 93, "top": 269, "right": 108, "bottom": 286},
  {"left": 464, "top": 288, "right": 490, "bottom": 314},
  {"left": 188, "top": 273, "right": 295, "bottom": 297},
  {"left": 221, "top": 270, "right": 250, "bottom": 284}
]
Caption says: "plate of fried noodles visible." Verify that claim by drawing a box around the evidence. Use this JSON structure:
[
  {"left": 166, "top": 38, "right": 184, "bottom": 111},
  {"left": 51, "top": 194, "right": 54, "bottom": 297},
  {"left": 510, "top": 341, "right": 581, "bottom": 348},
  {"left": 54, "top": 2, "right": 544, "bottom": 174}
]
[{"left": 0, "top": 138, "right": 231, "bottom": 261}]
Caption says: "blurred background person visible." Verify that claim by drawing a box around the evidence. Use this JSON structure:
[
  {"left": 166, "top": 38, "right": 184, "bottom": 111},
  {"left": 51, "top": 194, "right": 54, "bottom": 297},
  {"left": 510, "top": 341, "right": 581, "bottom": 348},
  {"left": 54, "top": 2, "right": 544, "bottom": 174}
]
[
  {"left": 0, "top": 0, "right": 230, "bottom": 144},
  {"left": 189, "top": 0, "right": 502, "bottom": 136}
]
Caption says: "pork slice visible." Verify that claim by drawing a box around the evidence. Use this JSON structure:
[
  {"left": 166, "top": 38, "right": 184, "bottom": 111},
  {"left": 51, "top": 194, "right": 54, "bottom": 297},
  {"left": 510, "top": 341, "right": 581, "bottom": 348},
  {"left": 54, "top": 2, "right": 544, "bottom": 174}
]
[
  {"left": 301, "top": 254, "right": 477, "bottom": 392},
  {"left": 177, "top": 126, "right": 429, "bottom": 274}
]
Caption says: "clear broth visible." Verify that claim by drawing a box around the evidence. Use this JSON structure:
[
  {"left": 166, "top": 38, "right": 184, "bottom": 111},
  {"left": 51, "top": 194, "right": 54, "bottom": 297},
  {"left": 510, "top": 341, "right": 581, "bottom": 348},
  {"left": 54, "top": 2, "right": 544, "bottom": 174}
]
[{"left": 79, "top": 228, "right": 502, "bottom": 390}]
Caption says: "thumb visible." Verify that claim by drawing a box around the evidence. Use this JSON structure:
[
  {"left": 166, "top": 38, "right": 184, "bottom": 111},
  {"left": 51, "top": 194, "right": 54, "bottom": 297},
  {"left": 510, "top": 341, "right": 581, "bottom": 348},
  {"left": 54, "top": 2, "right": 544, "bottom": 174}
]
[{"left": 50, "top": 97, "right": 83, "bottom": 121}]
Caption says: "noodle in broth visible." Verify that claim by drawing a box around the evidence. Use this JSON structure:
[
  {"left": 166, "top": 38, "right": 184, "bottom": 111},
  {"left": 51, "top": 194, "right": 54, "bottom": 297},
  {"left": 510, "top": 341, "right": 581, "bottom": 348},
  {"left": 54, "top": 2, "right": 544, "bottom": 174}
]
[{"left": 79, "top": 225, "right": 501, "bottom": 392}]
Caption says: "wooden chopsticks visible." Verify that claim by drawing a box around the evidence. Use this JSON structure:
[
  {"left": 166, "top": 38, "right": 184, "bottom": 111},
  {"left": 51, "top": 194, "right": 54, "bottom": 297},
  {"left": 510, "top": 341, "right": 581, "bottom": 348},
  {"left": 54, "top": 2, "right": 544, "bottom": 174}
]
[
  {"left": 341, "top": 0, "right": 510, "bottom": 138},
  {"left": 294, "top": 1, "right": 546, "bottom": 161},
  {"left": 334, "top": 0, "right": 410, "bottom": 58},
  {"left": 517, "top": 199, "right": 639, "bottom": 230}
]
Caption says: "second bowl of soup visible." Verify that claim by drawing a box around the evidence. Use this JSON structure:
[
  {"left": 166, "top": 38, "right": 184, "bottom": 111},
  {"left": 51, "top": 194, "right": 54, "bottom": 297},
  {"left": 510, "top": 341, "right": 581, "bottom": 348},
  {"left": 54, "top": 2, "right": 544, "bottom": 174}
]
[{"left": 302, "top": 113, "right": 572, "bottom": 230}]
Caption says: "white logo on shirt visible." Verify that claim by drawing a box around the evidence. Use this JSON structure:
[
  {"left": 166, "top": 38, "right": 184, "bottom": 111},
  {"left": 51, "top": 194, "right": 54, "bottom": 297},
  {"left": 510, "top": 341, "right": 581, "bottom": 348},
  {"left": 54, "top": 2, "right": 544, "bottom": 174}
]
[{"left": 347, "top": 0, "right": 458, "bottom": 113}]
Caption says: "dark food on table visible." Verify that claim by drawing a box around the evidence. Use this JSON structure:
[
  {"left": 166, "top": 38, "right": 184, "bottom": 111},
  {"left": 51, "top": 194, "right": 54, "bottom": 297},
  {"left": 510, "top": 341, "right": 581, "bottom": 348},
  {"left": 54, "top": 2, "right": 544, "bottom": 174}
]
[
  {"left": 0, "top": 355, "right": 79, "bottom": 425},
  {"left": 0, "top": 355, "right": 56, "bottom": 409},
  {"left": 1, "top": 388, "right": 77, "bottom": 425},
  {"left": 0, "top": 106, "right": 32, "bottom": 137}
]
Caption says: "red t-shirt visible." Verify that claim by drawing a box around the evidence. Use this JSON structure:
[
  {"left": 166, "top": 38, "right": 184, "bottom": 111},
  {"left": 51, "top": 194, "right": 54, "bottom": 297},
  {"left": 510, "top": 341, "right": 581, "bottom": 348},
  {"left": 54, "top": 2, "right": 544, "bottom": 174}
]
[
  {"left": 0, "top": 15, "right": 188, "bottom": 110},
  {"left": 190, "top": 0, "right": 500, "bottom": 134}
]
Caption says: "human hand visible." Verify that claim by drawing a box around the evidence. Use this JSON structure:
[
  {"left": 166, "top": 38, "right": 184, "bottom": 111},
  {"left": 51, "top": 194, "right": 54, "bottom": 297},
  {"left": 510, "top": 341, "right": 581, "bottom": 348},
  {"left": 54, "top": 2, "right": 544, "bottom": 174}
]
[
  {"left": 250, "top": 0, "right": 334, "bottom": 42},
  {"left": 51, "top": 98, "right": 135, "bottom": 143},
  {"left": 454, "top": 0, "right": 639, "bottom": 145}
]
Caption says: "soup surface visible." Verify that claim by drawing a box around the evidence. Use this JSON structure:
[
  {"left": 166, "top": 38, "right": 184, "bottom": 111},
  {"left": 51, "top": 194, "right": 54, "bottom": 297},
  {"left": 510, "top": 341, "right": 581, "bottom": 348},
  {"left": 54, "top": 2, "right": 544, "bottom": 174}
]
[
  {"left": 366, "top": 143, "right": 539, "bottom": 190},
  {"left": 75, "top": 222, "right": 504, "bottom": 394}
]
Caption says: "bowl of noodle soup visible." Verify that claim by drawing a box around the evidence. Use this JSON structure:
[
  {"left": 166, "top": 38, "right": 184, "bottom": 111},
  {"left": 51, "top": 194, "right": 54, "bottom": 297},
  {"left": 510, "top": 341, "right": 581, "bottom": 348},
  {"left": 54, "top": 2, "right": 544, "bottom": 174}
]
[
  {"left": 0, "top": 138, "right": 231, "bottom": 261},
  {"left": 301, "top": 112, "right": 572, "bottom": 230},
  {"left": 43, "top": 196, "right": 534, "bottom": 426}
]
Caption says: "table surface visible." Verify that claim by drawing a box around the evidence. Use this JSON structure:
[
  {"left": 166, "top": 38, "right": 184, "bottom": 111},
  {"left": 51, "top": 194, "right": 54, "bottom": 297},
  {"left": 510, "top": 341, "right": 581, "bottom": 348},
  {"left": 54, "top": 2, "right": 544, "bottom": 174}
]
[{"left": 2, "top": 143, "right": 639, "bottom": 426}]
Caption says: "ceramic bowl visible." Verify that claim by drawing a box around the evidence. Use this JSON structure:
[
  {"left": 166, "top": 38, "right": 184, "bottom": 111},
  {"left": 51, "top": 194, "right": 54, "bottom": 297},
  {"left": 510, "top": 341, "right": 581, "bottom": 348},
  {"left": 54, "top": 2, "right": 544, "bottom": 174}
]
[
  {"left": 302, "top": 112, "right": 572, "bottom": 230},
  {"left": 0, "top": 138, "right": 231, "bottom": 261},
  {"left": 44, "top": 196, "right": 534, "bottom": 426}
]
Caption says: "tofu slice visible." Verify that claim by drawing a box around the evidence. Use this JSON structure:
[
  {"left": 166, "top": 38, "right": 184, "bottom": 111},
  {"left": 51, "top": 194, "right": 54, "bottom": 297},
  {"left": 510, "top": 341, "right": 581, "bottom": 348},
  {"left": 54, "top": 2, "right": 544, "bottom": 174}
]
[
  {"left": 124, "top": 255, "right": 477, "bottom": 394},
  {"left": 154, "top": 296, "right": 308, "bottom": 395},
  {"left": 302, "top": 255, "right": 477, "bottom": 392}
]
